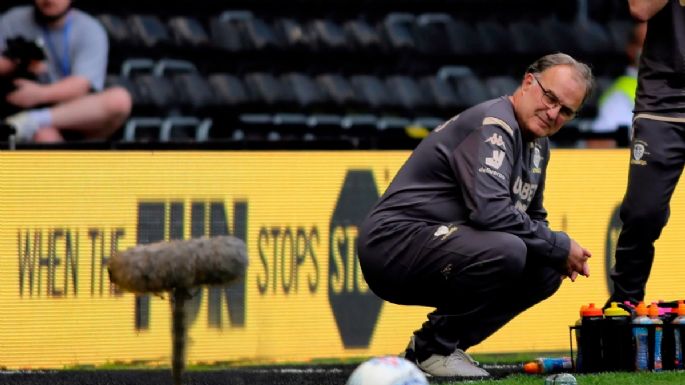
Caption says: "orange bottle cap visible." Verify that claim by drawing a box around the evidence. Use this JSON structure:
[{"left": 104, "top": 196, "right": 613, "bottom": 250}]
[
  {"left": 678, "top": 301, "right": 685, "bottom": 317},
  {"left": 582, "top": 303, "right": 603, "bottom": 317},
  {"left": 648, "top": 303, "right": 660, "bottom": 318},
  {"left": 635, "top": 302, "right": 648, "bottom": 316},
  {"left": 523, "top": 361, "right": 540, "bottom": 374}
]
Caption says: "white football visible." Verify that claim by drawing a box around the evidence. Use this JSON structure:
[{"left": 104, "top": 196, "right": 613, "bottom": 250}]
[{"left": 346, "top": 356, "right": 429, "bottom": 385}]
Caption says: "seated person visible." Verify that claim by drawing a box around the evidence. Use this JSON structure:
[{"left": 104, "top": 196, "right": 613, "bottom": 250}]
[{"left": 0, "top": 0, "right": 131, "bottom": 143}]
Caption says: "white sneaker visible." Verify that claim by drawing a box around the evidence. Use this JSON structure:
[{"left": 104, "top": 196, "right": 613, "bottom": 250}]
[
  {"left": 417, "top": 349, "right": 490, "bottom": 378},
  {"left": 5, "top": 111, "right": 40, "bottom": 141}
]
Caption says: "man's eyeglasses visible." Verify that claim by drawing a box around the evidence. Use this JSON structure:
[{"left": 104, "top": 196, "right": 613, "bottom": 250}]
[{"left": 531, "top": 75, "right": 577, "bottom": 120}]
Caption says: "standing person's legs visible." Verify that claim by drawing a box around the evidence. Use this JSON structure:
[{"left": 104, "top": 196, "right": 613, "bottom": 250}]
[{"left": 610, "top": 118, "right": 685, "bottom": 304}]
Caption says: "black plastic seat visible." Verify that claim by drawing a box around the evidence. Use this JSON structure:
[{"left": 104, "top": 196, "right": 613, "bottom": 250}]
[
  {"left": 449, "top": 19, "right": 481, "bottom": 55},
  {"left": 208, "top": 73, "right": 252, "bottom": 107},
  {"left": 540, "top": 18, "right": 581, "bottom": 55},
  {"left": 386, "top": 75, "right": 434, "bottom": 110},
  {"left": 127, "top": 14, "right": 171, "bottom": 48},
  {"left": 344, "top": 19, "right": 384, "bottom": 53},
  {"left": 351, "top": 75, "right": 397, "bottom": 110},
  {"left": 341, "top": 113, "right": 379, "bottom": 139},
  {"left": 167, "top": 16, "right": 210, "bottom": 48},
  {"left": 273, "top": 18, "right": 315, "bottom": 51},
  {"left": 573, "top": 20, "right": 613, "bottom": 54},
  {"left": 244, "top": 72, "right": 294, "bottom": 107},
  {"left": 381, "top": 13, "right": 417, "bottom": 52},
  {"left": 122, "top": 117, "right": 164, "bottom": 142},
  {"left": 209, "top": 10, "right": 252, "bottom": 52},
  {"left": 438, "top": 66, "right": 490, "bottom": 108},
  {"left": 173, "top": 73, "right": 215, "bottom": 111},
  {"left": 419, "top": 75, "right": 460, "bottom": 111},
  {"left": 309, "top": 19, "right": 349, "bottom": 51},
  {"left": 316, "top": 74, "right": 361, "bottom": 109},
  {"left": 509, "top": 21, "right": 554, "bottom": 54},
  {"left": 241, "top": 17, "right": 283, "bottom": 51},
  {"left": 415, "top": 13, "right": 457, "bottom": 55},
  {"left": 160, "top": 116, "right": 212, "bottom": 142},
  {"left": 476, "top": 21, "right": 513, "bottom": 55},
  {"left": 485, "top": 75, "right": 519, "bottom": 98},
  {"left": 281, "top": 73, "right": 328, "bottom": 108},
  {"left": 97, "top": 14, "right": 133, "bottom": 47}
]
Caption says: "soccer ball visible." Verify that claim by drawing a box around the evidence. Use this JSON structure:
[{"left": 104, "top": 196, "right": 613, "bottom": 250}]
[{"left": 346, "top": 356, "right": 428, "bottom": 385}]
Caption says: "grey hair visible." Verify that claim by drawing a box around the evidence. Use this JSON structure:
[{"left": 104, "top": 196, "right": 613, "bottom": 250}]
[{"left": 526, "top": 53, "right": 595, "bottom": 105}]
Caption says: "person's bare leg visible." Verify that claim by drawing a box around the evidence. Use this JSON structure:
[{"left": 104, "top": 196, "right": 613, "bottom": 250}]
[{"left": 49, "top": 86, "right": 132, "bottom": 140}]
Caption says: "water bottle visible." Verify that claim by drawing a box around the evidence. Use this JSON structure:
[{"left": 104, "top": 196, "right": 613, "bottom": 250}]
[
  {"left": 672, "top": 301, "right": 685, "bottom": 369},
  {"left": 603, "top": 302, "right": 632, "bottom": 371},
  {"left": 579, "top": 303, "right": 603, "bottom": 372},
  {"left": 634, "top": 302, "right": 663, "bottom": 371},
  {"left": 633, "top": 302, "right": 650, "bottom": 371},
  {"left": 660, "top": 301, "right": 679, "bottom": 370},
  {"left": 573, "top": 304, "right": 587, "bottom": 371},
  {"left": 523, "top": 357, "right": 572, "bottom": 374},
  {"left": 649, "top": 303, "right": 664, "bottom": 370}
]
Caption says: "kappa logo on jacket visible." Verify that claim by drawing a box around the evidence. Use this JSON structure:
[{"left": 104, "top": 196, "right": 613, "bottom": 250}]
[{"left": 485, "top": 133, "right": 506, "bottom": 149}]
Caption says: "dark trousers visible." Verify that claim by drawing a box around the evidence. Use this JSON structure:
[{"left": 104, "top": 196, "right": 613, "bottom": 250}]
[
  {"left": 360, "top": 223, "right": 562, "bottom": 360},
  {"left": 610, "top": 116, "right": 685, "bottom": 304}
]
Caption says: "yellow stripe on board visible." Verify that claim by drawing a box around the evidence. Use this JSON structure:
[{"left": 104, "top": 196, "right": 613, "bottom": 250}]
[{"left": 0, "top": 150, "right": 682, "bottom": 368}]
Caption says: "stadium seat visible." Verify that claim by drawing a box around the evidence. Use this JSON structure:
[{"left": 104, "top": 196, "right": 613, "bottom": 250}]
[
  {"left": 209, "top": 10, "right": 252, "bottom": 52},
  {"left": 309, "top": 19, "right": 349, "bottom": 51},
  {"left": 98, "top": 14, "right": 133, "bottom": 46},
  {"left": 539, "top": 18, "right": 581, "bottom": 55},
  {"left": 244, "top": 72, "right": 295, "bottom": 107},
  {"left": 419, "top": 75, "right": 460, "bottom": 111},
  {"left": 385, "top": 75, "right": 434, "bottom": 111},
  {"left": 485, "top": 75, "right": 519, "bottom": 98},
  {"left": 449, "top": 19, "right": 482, "bottom": 55},
  {"left": 281, "top": 73, "right": 329, "bottom": 109},
  {"left": 127, "top": 14, "right": 171, "bottom": 48},
  {"left": 381, "top": 13, "right": 417, "bottom": 52},
  {"left": 241, "top": 17, "right": 283, "bottom": 51},
  {"left": 167, "top": 16, "right": 210, "bottom": 48},
  {"left": 573, "top": 20, "right": 614, "bottom": 54},
  {"left": 344, "top": 19, "right": 385, "bottom": 53},
  {"left": 122, "top": 117, "right": 164, "bottom": 142},
  {"left": 415, "top": 13, "right": 458, "bottom": 55},
  {"left": 273, "top": 18, "right": 315, "bottom": 51},
  {"left": 159, "top": 116, "right": 212, "bottom": 142},
  {"left": 207, "top": 73, "right": 253, "bottom": 107},
  {"left": 316, "top": 74, "right": 361, "bottom": 109},
  {"left": 341, "top": 113, "right": 378, "bottom": 139},
  {"left": 172, "top": 73, "right": 216, "bottom": 111},
  {"left": 350, "top": 75, "right": 397, "bottom": 110},
  {"left": 508, "top": 21, "right": 555, "bottom": 54},
  {"left": 437, "top": 66, "right": 489, "bottom": 108},
  {"left": 476, "top": 21, "right": 512, "bottom": 55}
]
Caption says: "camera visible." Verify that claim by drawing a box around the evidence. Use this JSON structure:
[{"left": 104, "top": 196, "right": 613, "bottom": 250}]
[{"left": 3, "top": 36, "right": 46, "bottom": 64}]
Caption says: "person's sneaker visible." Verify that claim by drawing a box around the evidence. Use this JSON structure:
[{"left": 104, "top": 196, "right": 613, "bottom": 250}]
[
  {"left": 399, "top": 335, "right": 417, "bottom": 362},
  {"left": 417, "top": 349, "right": 490, "bottom": 377},
  {"left": 5, "top": 111, "right": 40, "bottom": 141}
]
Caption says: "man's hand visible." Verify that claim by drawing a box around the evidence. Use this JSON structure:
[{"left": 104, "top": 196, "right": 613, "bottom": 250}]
[
  {"left": 6, "top": 78, "right": 45, "bottom": 108},
  {"left": 565, "top": 238, "right": 591, "bottom": 282}
]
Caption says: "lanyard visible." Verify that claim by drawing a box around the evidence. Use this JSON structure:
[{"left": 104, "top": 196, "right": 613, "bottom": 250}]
[{"left": 42, "top": 14, "right": 72, "bottom": 77}]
